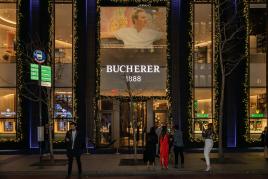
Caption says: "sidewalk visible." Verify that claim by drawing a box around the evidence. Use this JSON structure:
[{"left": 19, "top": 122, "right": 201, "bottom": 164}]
[{"left": 1, "top": 152, "right": 268, "bottom": 176}]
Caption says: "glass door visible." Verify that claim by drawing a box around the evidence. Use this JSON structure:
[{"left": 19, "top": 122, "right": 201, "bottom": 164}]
[{"left": 120, "top": 101, "right": 147, "bottom": 148}]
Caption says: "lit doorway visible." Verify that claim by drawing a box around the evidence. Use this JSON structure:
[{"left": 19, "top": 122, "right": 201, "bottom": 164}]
[{"left": 120, "top": 101, "right": 147, "bottom": 148}]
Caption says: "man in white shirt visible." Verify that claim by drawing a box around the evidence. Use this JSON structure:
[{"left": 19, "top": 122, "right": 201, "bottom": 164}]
[{"left": 113, "top": 8, "right": 164, "bottom": 48}]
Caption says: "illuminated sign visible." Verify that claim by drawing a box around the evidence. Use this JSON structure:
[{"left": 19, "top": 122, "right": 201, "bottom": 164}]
[
  {"left": 41, "top": 65, "right": 52, "bottom": 87},
  {"left": 196, "top": 113, "right": 209, "bottom": 118},
  {"left": 250, "top": 113, "right": 264, "bottom": 118},
  {"left": 33, "top": 50, "right": 46, "bottom": 64},
  {"left": 1, "top": 108, "right": 16, "bottom": 117},
  {"left": 30, "top": 63, "right": 39, "bottom": 80}
]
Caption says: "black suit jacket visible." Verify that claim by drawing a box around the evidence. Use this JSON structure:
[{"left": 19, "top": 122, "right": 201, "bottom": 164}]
[{"left": 65, "top": 129, "right": 84, "bottom": 156}]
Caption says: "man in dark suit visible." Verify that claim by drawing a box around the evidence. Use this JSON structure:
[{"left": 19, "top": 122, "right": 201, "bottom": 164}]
[{"left": 65, "top": 120, "right": 83, "bottom": 177}]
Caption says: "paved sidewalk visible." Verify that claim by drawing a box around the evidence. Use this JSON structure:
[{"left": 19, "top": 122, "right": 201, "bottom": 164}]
[{"left": 0, "top": 152, "right": 268, "bottom": 176}]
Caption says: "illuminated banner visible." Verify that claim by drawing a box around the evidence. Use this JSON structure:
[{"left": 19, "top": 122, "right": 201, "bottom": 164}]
[{"left": 100, "top": 7, "right": 167, "bottom": 96}]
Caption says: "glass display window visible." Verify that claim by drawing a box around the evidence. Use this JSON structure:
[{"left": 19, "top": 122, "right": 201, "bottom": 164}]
[
  {"left": 54, "top": 119, "right": 69, "bottom": 133},
  {"left": 194, "top": 88, "right": 212, "bottom": 118},
  {"left": 250, "top": 119, "right": 267, "bottom": 134},
  {"left": 0, "top": 89, "right": 16, "bottom": 118},
  {"left": 0, "top": 3, "right": 16, "bottom": 64},
  {"left": 0, "top": 119, "right": 15, "bottom": 133},
  {"left": 249, "top": 88, "right": 266, "bottom": 118},
  {"left": 54, "top": 89, "right": 73, "bottom": 119},
  {"left": 193, "top": 119, "right": 212, "bottom": 133}
]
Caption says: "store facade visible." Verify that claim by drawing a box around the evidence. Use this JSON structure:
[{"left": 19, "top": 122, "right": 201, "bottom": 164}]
[{"left": 0, "top": 0, "right": 267, "bottom": 150}]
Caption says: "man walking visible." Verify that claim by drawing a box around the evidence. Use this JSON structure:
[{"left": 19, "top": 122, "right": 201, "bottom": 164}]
[
  {"left": 173, "top": 125, "right": 184, "bottom": 168},
  {"left": 65, "top": 120, "right": 84, "bottom": 177}
]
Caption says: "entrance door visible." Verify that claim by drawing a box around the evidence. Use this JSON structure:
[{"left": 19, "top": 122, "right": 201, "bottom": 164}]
[{"left": 120, "top": 101, "right": 147, "bottom": 148}]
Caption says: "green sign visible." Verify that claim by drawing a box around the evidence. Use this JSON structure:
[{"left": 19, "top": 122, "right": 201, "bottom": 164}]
[
  {"left": 196, "top": 113, "right": 209, "bottom": 118},
  {"left": 41, "top": 65, "right": 51, "bottom": 87},
  {"left": 250, "top": 113, "right": 264, "bottom": 118},
  {"left": 30, "top": 64, "right": 39, "bottom": 80}
]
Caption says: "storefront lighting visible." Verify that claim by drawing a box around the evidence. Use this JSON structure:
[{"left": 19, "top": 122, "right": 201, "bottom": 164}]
[{"left": 0, "top": 16, "right": 16, "bottom": 25}]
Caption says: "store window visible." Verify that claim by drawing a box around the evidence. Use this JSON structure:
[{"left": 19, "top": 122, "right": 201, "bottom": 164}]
[
  {"left": 249, "top": 6, "right": 267, "bottom": 139},
  {"left": 193, "top": 3, "right": 214, "bottom": 139},
  {"left": 194, "top": 4, "right": 212, "bottom": 87},
  {"left": 249, "top": 88, "right": 267, "bottom": 138},
  {"left": 0, "top": 88, "right": 16, "bottom": 139},
  {"left": 0, "top": 2, "right": 16, "bottom": 140},
  {"left": 53, "top": 88, "right": 73, "bottom": 140},
  {"left": 53, "top": 2, "right": 73, "bottom": 140},
  {"left": 0, "top": 3, "right": 16, "bottom": 87},
  {"left": 153, "top": 100, "right": 169, "bottom": 127},
  {"left": 55, "top": 3, "right": 72, "bottom": 87},
  {"left": 0, "top": 3, "right": 16, "bottom": 64}
]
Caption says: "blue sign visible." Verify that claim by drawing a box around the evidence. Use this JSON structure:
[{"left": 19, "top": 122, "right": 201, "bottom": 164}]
[{"left": 33, "top": 50, "right": 46, "bottom": 64}]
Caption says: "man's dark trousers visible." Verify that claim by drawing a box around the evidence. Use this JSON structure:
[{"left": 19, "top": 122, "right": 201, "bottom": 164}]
[
  {"left": 174, "top": 146, "right": 184, "bottom": 166},
  {"left": 67, "top": 150, "right": 82, "bottom": 176}
]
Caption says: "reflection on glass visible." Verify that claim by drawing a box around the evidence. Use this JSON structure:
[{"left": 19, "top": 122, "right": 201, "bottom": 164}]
[
  {"left": 194, "top": 89, "right": 212, "bottom": 118},
  {"left": 0, "top": 3, "right": 16, "bottom": 64},
  {"left": 54, "top": 89, "right": 72, "bottom": 119}
]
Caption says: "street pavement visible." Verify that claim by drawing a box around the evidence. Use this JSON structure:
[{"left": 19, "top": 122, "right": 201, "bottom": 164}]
[
  {"left": 0, "top": 152, "right": 268, "bottom": 177},
  {"left": 1, "top": 175, "right": 268, "bottom": 179}
]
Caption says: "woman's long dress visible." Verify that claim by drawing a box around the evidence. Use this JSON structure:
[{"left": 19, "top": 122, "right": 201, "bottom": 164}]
[{"left": 159, "top": 134, "right": 169, "bottom": 168}]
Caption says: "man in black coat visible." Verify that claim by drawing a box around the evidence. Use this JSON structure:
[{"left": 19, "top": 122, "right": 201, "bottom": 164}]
[{"left": 65, "top": 121, "right": 84, "bottom": 176}]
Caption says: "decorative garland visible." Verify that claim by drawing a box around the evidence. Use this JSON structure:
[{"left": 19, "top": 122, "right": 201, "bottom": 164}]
[
  {"left": 214, "top": 0, "right": 221, "bottom": 143},
  {"left": 241, "top": 0, "right": 250, "bottom": 144},
  {"left": 14, "top": 0, "right": 30, "bottom": 144},
  {"left": 186, "top": 1, "right": 194, "bottom": 143},
  {"left": 214, "top": 0, "right": 250, "bottom": 146}
]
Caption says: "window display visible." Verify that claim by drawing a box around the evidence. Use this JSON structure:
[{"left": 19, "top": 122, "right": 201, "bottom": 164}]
[
  {"left": 0, "top": 89, "right": 16, "bottom": 118},
  {"left": 54, "top": 91, "right": 72, "bottom": 118},
  {"left": 0, "top": 119, "right": 15, "bottom": 133},
  {"left": 194, "top": 119, "right": 212, "bottom": 133},
  {"left": 250, "top": 119, "right": 267, "bottom": 133},
  {"left": 56, "top": 120, "right": 68, "bottom": 132}
]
